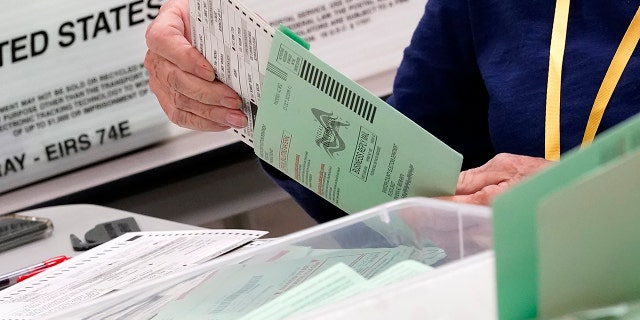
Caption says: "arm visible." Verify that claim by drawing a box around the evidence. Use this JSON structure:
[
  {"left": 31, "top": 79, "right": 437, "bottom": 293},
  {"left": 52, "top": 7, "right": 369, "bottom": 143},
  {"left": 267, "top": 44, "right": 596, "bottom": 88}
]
[{"left": 144, "top": 0, "right": 344, "bottom": 223}]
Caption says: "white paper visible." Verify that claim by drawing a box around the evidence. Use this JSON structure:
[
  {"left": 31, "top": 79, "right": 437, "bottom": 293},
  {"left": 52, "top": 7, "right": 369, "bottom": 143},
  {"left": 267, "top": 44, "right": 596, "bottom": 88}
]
[
  {"left": 190, "top": 0, "right": 275, "bottom": 146},
  {"left": 152, "top": 245, "right": 442, "bottom": 319},
  {"left": 0, "top": 229, "right": 267, "bottom": 319}
]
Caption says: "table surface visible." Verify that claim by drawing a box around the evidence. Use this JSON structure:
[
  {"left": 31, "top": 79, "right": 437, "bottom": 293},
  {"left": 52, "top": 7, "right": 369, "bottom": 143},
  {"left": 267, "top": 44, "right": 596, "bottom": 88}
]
[{"left": 0, "top": 204, "right": 202, "bottom": 275}]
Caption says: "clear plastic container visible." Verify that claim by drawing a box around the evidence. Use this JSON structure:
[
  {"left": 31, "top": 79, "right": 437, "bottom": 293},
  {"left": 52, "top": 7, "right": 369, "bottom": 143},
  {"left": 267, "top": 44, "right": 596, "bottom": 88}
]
[{"left": 49, "top": 197, "right": 493, "bottom": 320}]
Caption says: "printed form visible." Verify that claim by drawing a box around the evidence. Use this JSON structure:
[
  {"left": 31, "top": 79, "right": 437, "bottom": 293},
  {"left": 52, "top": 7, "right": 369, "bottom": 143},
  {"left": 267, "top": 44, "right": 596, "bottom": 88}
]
[
  {"left": 191, "top": 0, "right": 462, "bottom": 215},
  {"left": 0, "top": 229, "right": 267, "bottom": 320},
  {"left": 153, "top": 245, "right": 443, "bottom": 319},
  {"left": 241, "top": 260, "right": 433, "bottom": 320},
  {"left": 190, "top": 0, "right": 275, "bottom": 146}
]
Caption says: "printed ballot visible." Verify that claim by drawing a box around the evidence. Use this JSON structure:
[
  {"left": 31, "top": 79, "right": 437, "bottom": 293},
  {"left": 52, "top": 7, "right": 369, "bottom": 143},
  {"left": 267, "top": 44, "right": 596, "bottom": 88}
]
[
  {"left": 0, "top": 229, "right": 267, "bottom": 319},
  {"left": 190, "top": 0, "right": 462, "bottom": 214},
  {"left": 152, "top": 245, "right": 441, "bottom": 320}
]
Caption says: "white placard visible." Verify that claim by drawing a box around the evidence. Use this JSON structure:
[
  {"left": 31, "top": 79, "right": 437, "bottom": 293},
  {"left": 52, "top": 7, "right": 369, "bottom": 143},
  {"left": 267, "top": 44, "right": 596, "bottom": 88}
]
[
  {"left": 0, "top": 0, "right": 181, "bottom": 194},
  {"left": 247, "top": 0, "right": 427, "bottom": 88}
]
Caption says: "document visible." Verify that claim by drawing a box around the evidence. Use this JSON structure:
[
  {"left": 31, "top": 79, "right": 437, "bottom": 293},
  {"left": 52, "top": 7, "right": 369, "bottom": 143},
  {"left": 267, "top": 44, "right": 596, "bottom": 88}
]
[
  {"left": 0, "top": 229, "right": 267, "bottom": 320},
  {"left": 255, "top": 29, "right": 462, "bottom": 214},
  {"left": 189, "top": 0, "right": 428, "bottom": 145},
  {"left": 153, "top": 245, "right": 442, "bottom": 319},
  {"left": 189, "top": 0, "right": 275, "bottom": 146},
  {"left": 241, "top": 260, "right": 433, "bottom": 320},
  {"left": 191, "top": 0, "right": 462, "bottom": 214}
]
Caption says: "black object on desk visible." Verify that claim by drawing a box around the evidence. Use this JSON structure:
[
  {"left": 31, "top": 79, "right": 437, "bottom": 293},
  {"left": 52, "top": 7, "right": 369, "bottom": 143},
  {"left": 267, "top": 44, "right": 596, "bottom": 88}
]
[
  {"left": 0, "top": 215, "right": 53, "bottom": 253},
  {"left": 70, "top": 217, "right": 140, "bottom": 251}
]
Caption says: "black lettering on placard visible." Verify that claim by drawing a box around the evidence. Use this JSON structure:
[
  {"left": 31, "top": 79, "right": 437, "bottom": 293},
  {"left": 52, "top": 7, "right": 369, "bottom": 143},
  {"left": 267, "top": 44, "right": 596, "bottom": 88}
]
[
  {"left": 1, "top": 62, "right": 148, "bottom": 137},
  {"left": 45, "top": 134, "right": 92, "bottom": 162},
  {"left": 0, "top": 120, "right": 134, "bottom": 179},
  {"left": 0, "top": 31, "right": 48, "bottom": 67},
  {"left": 43, "top": 120, "right": 132, "bottom": 162},
  {"left": 129, "top": 0, "right": 146, "bottom": 26},
  {"left": 146, "top": 0, "right": 162, "bottom": 19},
  {"left": 11, "top": 36, "right": 28, "bottom": 63},
  {"left": 95, "top": 121, "right": 132, "bottom": 145},
  {"left": 0, "top": 153, "right": 26, "bottom": 177},
  {"left": 1, "top": 0, "right": 162, "bottom": 67},
  {"left": 110, "top": 5, "right": 128, "bottom": 30},
  {"left": 267, "top": 0, "right": 410, "bottom": 41},
  {"left": 58, "top": 22, "right": 76, "bottom": 48}
]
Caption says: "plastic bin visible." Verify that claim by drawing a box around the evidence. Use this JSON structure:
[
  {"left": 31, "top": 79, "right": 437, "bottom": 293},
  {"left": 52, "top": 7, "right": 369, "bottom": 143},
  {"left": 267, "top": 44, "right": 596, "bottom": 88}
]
[{"left": 49, "top": 197, "right": 493, "bottom": 319}]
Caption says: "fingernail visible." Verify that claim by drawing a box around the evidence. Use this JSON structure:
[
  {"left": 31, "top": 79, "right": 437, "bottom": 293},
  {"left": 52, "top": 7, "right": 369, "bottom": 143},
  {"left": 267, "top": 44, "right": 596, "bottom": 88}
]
[
  {"left": 226, "top": 113, "right": 248, "bottom": 128},
  {"left": 220, "top": 97, "right": 241, "bottom": 109},
  {"left": 198, "top": 64, "right": 215, "bottom": 81}
]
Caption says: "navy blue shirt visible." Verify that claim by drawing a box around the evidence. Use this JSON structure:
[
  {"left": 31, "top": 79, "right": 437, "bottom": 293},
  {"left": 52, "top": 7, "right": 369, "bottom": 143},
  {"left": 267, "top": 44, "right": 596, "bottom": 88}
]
[{"left": 265, "top": 0, "right": 640, "bottom": 223}]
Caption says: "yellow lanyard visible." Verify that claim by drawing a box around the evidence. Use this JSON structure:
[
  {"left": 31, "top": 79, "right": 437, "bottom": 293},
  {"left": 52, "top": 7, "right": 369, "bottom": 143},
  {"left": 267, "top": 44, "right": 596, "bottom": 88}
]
[{"left": 545, "top": 1, "right": 640, "bottom": 161}]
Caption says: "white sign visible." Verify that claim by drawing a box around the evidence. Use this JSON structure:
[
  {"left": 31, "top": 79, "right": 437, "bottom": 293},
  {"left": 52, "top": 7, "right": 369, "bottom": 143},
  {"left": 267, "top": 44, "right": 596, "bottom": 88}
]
[{"left": 0, "top": 0, "right": 175, "bottom": 194}]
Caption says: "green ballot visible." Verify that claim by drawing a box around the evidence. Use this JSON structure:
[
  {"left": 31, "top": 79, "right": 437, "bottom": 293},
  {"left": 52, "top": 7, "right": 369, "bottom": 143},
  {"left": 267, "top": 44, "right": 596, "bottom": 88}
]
[
  {"left": 254, "top": 27, "right": 463, "bottom": 214},
  {"left": 492, "top": 112, "right": 640, "bottom": 319},
  {"left": 537, "top": 149, "right": 640, "bottom": 319}
]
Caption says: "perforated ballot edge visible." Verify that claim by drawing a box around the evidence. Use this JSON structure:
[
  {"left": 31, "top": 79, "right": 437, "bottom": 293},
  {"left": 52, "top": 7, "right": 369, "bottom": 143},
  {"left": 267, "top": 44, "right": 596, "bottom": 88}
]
[{"left": 190, "top": 0, "right": 276, "bottom": 146}]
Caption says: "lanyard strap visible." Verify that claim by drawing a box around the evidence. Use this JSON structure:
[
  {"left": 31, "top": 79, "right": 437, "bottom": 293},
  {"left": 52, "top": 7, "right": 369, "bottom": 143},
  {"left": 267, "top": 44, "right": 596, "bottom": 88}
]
[
  {"left": 545, "top": 0, "right": 570, "bottom": 161},
  {"left": 582, "top": 7, "right": 640, "bottom": 147},
  {"left": 545, "top": 2, "right": 640, "bottom": 160}
]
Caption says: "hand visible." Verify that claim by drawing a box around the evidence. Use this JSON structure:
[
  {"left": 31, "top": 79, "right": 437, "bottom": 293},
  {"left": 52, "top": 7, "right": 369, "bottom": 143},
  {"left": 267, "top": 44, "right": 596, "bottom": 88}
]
[
  {"left": 144, "top": 0, "right": 247, "bottom": 131},
  {"left": 440, "top": 153, "right": 552, "bottom": 206}
]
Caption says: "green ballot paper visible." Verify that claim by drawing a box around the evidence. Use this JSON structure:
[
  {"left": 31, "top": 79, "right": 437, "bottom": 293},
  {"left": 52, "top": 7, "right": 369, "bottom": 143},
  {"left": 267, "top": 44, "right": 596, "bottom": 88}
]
[
  {"left": 492, "top": 112, "right": 640, "bottom": 319},
  {"left": 537, "top": 149, "right": 640, "bottom": 318},
  {"left": 255, "top": 27, "right": 463, "bottom": 214}
]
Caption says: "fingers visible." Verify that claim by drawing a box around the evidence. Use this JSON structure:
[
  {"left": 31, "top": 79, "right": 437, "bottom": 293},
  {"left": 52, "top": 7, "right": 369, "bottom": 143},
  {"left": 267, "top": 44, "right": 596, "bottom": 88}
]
[
  {"left": 144, "top": 0, "right": 247, "bottom": 131},
  {"left": 439, "top": 181, "right": 511, "bottom": 206},
  {"left": 455, "top": 153, "right": 550, "bottom": 195},
  {"left": 441, "top": 153, "right": 553, "bottom": 206},
  {"left": 150, "top": 79, "right": 232, "bottom": 131},
  {"left": 146, "top": 51, "right": 240, "bottom": 106},
  {"left": 455, "top": 155, "right": 511, "bottom": 195},
  {"left": 147, "top": 52, "right": 246, "bottom": 131},
  {"left": 145, "top": 0, "right": 214, "bottom": 81}
]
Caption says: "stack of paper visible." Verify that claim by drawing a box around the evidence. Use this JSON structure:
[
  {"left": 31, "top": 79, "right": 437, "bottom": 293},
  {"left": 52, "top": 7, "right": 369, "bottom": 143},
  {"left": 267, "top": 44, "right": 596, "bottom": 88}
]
[{"left": 0, "top": 229, "right": 267, "bottom": 319}]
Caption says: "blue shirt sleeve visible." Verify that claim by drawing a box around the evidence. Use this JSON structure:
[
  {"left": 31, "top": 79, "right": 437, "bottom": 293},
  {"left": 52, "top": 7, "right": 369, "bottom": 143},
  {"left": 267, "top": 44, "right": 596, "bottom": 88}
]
[{"left": 388, "top": 0, "right": 493, "bottom": 169}]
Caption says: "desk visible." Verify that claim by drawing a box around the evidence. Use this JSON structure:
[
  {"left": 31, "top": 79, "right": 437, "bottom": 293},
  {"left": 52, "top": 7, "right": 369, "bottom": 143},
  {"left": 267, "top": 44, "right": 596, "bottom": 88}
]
[{"left": 0, "top": 204, "right": 202, "bottom": 275}]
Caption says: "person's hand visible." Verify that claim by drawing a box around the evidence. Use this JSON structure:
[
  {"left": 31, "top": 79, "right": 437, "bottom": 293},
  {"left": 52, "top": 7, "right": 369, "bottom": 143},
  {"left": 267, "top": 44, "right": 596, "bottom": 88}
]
[
  {"left": 144, "top": 0, "right": 246, "bottom": 131},
  {"left": 440, "top": 153, "right": 552, "bottom": 206}
]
